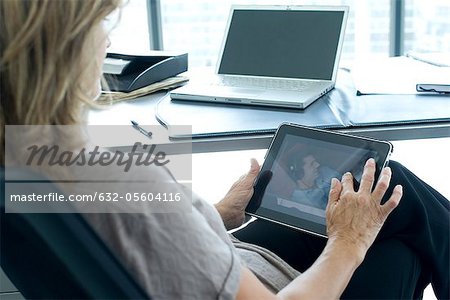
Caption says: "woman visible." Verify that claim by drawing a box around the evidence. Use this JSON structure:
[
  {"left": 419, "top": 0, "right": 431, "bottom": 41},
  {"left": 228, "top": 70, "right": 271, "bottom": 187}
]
[{"left": 1, "top": 1, "right": 448, "bottom": 299}]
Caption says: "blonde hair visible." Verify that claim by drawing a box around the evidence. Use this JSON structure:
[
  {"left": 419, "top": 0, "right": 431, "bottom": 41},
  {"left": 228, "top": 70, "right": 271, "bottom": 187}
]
[{"left": 0, "top": 0, "right": 122, "bottom": 164}]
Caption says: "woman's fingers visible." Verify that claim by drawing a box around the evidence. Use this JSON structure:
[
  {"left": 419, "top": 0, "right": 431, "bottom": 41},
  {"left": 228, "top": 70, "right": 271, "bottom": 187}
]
[
  {"left": 372, "top": 166, "right": 392, "bottom": 202},
  {"left": 327, "top": 178, "right": 342, "bottom": 206},
  {"left": 341, "top": 172, "right": 354, "bottom": 194},
  {"left": 234, "top": 158, "right": 260, "bottom": 189},
  {"left": 249, "top": 158, "right": 260, "bottom": 174},
  {"left": 246, "top": 158, "right": 260, "bottom": 182},
  {"left": 380, "top": 184, "right": 403, "bottom": 218},
  {"left": 325, "top": 160, "right": 403, "bottom": 255},
  {"left": 358, "top": 158, "right": 376, "bottom": 193}
]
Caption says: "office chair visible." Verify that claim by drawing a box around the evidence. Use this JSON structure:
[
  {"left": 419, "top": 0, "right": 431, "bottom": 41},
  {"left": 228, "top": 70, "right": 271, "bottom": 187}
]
[{"left": 0, "top": 168, "right": 150, "bottom": 299}]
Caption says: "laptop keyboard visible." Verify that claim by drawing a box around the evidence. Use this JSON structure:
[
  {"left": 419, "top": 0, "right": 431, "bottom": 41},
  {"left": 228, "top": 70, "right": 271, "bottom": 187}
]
[{"left": 216, "top": 76, "right": 314, "bottom": 91}]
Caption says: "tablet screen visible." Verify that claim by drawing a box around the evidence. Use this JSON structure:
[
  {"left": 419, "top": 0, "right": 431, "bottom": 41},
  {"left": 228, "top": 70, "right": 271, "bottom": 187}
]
[{"left": 246, "top": 123, "right": 392, "bottom": 237}]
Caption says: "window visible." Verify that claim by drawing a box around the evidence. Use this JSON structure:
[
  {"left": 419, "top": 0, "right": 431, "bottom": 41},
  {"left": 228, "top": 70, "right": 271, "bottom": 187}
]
[
  {"left": 107, "top": 0, "right": 150, "bottom": 54},
  {"left": 159, "top": 0, "right": 391, "bottom": 67},
  {"left": 404, "top": 0, "right": 450, "bottom": 53},
  {"left": 109, "top": 1, "right": 450, "bottom": 67}
]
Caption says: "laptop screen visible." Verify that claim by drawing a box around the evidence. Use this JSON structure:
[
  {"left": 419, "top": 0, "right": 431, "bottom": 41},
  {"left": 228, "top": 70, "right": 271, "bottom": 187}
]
[{"left": 218, "top": 8, "right": 346, "bottom": 80}]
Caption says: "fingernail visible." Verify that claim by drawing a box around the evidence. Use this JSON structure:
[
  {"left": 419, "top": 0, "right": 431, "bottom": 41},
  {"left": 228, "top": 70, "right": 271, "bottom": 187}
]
[
  {"left": 342, "top": 172, "right": 351, "bottom": 179},
  {"left": 366, "top": 158, "right": 375, "bottom": 165},
  {"left": 331, "top": 178, "right": 338, "bottom": 188},
  {"left": 385, "top": 167, "right": 392, "bottom": 175}
]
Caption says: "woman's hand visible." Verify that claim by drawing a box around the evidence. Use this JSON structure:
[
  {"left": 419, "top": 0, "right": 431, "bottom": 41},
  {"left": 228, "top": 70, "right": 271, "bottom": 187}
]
[
  {"left": 215, "top": 159, "right": 260, "bottom": 230},
  {"left": 326, "top": 158, "right": 403, "bottom": 263}
]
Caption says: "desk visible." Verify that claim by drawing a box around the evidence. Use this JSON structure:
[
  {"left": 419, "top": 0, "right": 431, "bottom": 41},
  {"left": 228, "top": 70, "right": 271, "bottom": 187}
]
[{"left": 89, "top": 69, "right": 450, "bottom": 154}]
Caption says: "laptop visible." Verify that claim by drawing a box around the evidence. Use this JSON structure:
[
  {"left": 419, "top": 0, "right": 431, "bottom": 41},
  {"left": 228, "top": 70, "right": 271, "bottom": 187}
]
[{"left": 170, "top": 5, "right": 348, "bottom": 109}]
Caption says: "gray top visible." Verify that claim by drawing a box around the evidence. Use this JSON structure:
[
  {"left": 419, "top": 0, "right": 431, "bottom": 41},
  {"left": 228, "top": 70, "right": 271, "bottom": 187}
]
[
  {"left": 83, "top": 166, "right": 241, "bottom": 300},
  {"left": 84, "top": 195, "right": 241, "bottom": 299},
  {"left": 82, "top": 165, "right": 299, "bottom": 299},
  {"left": 231, "top": 235, "right": 300, "bottom": 293}
]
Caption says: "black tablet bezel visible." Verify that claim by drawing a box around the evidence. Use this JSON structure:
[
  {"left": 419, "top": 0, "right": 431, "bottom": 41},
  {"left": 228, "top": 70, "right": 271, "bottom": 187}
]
[{"left": 245, "top": 123, "right": 393, "bottom": 238}]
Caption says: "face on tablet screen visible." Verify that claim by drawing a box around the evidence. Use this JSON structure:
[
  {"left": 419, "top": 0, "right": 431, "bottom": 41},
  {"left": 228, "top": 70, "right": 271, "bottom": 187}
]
[{"left": 247, "top": 124, "right": 392, "bottom": 237}]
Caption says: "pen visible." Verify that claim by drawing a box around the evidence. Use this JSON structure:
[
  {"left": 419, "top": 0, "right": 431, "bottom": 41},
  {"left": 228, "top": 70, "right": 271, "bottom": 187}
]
[{"left": 131, "top": 120, "right": 152, "bottom": 138}]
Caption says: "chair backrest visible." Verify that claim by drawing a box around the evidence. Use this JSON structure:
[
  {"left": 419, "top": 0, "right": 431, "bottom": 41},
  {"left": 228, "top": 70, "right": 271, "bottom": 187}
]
[{"left": 0, "top": 168, "right": 150, "bottom": 299}]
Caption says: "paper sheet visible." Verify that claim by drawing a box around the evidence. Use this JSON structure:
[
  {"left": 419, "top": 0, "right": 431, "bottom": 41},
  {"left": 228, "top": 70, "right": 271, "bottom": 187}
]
[
  {"left": 98, "top": 76, "right": 189, "bottom": 104},
  {"left": 351, "top": 56, "right": 450, "bottom": 95}
]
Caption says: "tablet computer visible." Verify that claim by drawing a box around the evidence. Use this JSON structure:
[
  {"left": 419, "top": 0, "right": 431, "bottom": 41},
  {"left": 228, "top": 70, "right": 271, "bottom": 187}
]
[{"left": 245, "top": 123, "right": 393, "bottom": 238}]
